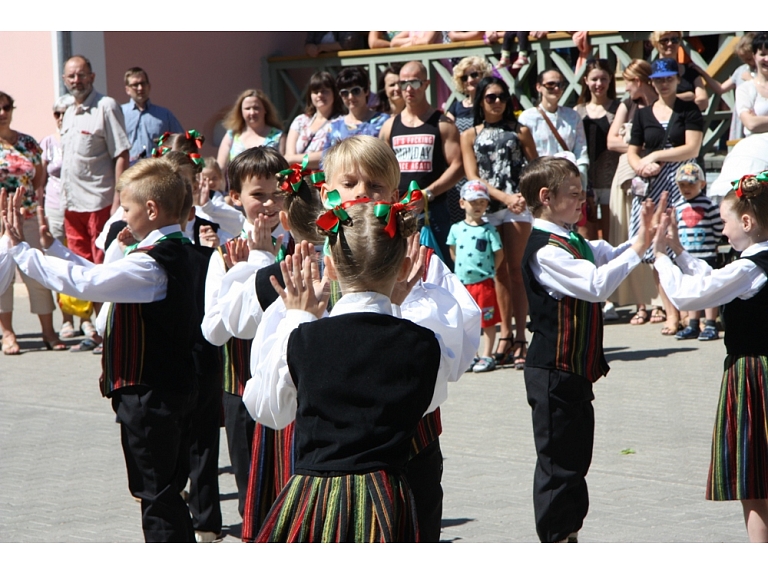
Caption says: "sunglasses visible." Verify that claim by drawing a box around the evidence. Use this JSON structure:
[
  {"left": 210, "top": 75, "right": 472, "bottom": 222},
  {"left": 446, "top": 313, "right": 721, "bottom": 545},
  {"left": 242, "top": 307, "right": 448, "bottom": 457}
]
[
  {"left": 484, "top": 93, "right": 510, "bottom": 104},
  {"left": 460, "top": 71, "right": 480, "bottom": 82},
  {"left": 127, "top": 81, "right": 148, "bottom": 89},
  {"left": 339, "top": 86, "right": 364, "bottom": 98},
  {"left": 53, "top": 111, "right": 66, "bottom": 118},
  {"left": 398, "top": 79, "right": 424, "bottom": 90},
  {"left": 542, "top": 81, "right": 563, "bottom": 91},
  {"left": 0, "top": 104, "right": 13, "bottom": 113},
  {"left": 659, "top": 37, "right": 680, "bottom": 45}
]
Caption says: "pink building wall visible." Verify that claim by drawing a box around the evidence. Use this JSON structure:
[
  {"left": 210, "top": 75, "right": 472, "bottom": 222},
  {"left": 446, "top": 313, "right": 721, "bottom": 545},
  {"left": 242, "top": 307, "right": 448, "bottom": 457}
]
[
  {"left": 1, "top": 31, "right": 57, "bottom": 143},
  {"left": 102, "top": 31, "right": 306, "bottom": 157}
]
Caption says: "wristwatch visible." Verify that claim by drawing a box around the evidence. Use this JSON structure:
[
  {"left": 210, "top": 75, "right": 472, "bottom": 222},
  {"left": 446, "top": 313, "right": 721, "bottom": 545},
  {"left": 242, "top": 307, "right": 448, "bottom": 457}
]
[{"left": 423, "top": 187, "right": 434, "bottom": 202}]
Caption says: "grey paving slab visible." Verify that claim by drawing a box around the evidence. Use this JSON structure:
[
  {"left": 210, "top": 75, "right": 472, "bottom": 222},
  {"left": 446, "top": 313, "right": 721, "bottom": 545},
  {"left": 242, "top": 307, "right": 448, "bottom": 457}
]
[{"left": 0, "top": 288, "right": 749, "bottom": 543}]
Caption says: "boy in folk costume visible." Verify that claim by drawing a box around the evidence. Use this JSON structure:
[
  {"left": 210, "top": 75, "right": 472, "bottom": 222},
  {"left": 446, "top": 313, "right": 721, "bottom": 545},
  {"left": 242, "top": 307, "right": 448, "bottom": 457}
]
[{"left": 519, "top": 157, "right": 655, "bottom": 542}]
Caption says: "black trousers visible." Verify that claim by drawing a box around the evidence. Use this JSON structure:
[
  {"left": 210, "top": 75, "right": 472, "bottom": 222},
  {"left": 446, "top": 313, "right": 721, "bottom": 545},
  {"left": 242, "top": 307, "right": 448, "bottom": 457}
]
[
  {"left": 222, "top": 390, "right": 255, "bottom": 519},
  {"left": 112, "top": 386, "right": 196, "bottom": 543},
  {"left": 524, "top": 367, "right": 595, "bottom": 543},
  {"left": 187, "top": 375, "right": 222, "bottom": 534},
  {"left": 405, "top": 439, "right": 444, "bottom": 543}
]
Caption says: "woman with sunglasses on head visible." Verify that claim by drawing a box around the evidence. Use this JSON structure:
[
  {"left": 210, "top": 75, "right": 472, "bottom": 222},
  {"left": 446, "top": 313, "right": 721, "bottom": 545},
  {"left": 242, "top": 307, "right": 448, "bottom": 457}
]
[
  {"left": 573, "top": 59, "right": 621, "bottom": 242},
  {"left": 650, "top": 31, "right": 708, "bottom": 112},
  {"left": 373, "top": 64, "right": 405, "bottom": 117},
  {"left": 627, "top": 57, "right": 704, "bottom": 335},
  {"left": 461, "top": 77, "right": 538, "bottom": 368},
  {"left": 323, "top": 67, "right": 389, "bottom": 153},
  {"left": 519, "top": 69, "right": 589, "bottom": 190},
  {"left": 285, "top": 72, "right": 345, "bottom": 170},
  {"left": 217, "top": 89, "right": 285, "bottom": 172},
  {"left": 0, "top": 91, "right": 68, "bottom": 354}
]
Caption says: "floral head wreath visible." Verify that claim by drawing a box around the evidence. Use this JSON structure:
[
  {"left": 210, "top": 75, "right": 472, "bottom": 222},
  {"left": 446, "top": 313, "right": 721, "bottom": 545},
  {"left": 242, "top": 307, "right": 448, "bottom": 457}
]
[
  {"left": 373, "top": 181, "right": 423, "bottom": 238},
  {"left": 277, "top": 155, "right": 325, "bottom": 194},
  {"left": 731, "top": 171, "right": 768, "bottom": 198},
  {"left": 316, "top": 191, "right": 371, "bottom": 255}
]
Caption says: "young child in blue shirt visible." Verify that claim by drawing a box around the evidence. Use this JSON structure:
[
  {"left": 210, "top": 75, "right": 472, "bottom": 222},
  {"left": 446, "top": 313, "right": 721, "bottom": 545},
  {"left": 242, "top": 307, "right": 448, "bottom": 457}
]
[{"left": 447, "top": 180, "right": 503, "bottom": 373}]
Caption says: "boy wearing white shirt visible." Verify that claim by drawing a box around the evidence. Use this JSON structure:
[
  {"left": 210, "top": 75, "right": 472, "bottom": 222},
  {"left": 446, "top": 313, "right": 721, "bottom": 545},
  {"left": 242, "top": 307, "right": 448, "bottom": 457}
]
[
  {"left": 519, "top": 157, "right": 654, "bottom": 543},
  {"left": 2, "top": 160, "right": 198, "bottom": 542},
  {"left": 201, "top": 147, "right": 287, "bottom": 521}
]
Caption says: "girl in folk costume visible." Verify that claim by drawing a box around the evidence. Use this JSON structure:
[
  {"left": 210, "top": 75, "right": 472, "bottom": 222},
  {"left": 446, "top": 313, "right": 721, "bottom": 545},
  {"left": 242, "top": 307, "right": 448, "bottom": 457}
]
[
  {"left": 653, "top": 171, "right": 768, "bottom": 543},
  {"left": 247, "top": 189, "right": 465, "bottom": 542}
]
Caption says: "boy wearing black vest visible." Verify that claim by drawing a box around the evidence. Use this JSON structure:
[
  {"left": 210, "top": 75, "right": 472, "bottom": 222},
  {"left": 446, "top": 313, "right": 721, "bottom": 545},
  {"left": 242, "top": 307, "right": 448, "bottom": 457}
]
[
  {"left": 519, "top": 157, "right": 654, "bottom": 543},
  {"left": 4, "top": 160, "right": 198, "bottom": 542}
]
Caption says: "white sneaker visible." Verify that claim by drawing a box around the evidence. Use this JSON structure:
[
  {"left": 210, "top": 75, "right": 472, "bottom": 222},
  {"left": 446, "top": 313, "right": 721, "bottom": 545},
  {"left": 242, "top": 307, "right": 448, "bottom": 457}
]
[
  {"left": 603, "top": 303, "right": 619, "bottom": 321},
  {"left": 195, "top": 530, "right": 223, "bottom": 543}
]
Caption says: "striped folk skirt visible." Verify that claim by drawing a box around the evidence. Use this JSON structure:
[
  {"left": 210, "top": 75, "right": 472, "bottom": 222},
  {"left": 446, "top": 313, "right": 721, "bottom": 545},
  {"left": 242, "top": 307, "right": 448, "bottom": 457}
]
[
  {"left": 241, "top": 422, "right": 295, "bottom": 542},
  {"left": 706, "top": 355, "right": 768, "bottom": 501},
  {"left": 255, "top": 470, "right": 420, "bottom": 542}
]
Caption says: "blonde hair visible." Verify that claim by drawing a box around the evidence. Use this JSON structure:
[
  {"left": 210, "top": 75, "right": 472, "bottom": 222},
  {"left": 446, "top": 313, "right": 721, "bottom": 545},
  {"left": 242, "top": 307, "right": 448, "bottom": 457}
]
[
  {"left": 452, "top": 56, "right": 493, "bottom": 94},
  {"left": 320, "top": 202, "right": 418, "bottom": 291},
  {"left": 323, "top": 136, "right": 400, "bottom": 193},
  {"left": 223, "top": 89, "right": 282, "bottom": 134},
  {"left": 650, "top": 31, "right": 683, "bottom": 51},
  {"left": 735, "top": 32, "right": 756, "bottom": 62},
  {"left": 203, "top": 156, "right": 222, "bottom": 175},
  {"left": 117, "top": 158, "right": 187, "bottom": 222},
  {"left": 520, "top": 157, "right": 580, "bottom": 217}
]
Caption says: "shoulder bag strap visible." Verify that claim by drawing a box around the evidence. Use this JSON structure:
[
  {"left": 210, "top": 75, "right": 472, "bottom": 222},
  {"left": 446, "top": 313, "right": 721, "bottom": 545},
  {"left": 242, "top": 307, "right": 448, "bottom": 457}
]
[{"left": 537, "top": 106, "right": 569, "bottom": 152}]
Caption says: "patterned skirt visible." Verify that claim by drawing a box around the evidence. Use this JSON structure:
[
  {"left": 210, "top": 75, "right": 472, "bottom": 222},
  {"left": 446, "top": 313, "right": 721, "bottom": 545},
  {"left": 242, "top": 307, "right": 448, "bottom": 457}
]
[
  {"left": 255, "top": 470, "right": 420, "bottom": 542},
  {"left": 241, "top": 422, "right": 295, "bottom": 542},
  {"left": 706, "top": 355, "right": 768, "bottom": 501}
]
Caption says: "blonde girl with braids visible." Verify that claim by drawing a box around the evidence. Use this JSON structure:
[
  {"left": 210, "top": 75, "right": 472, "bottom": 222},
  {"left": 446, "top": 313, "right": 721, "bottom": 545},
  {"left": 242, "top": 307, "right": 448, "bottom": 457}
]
[
  {"left": 247, "top": 191, "right": 464, "bottom": 542},
  {"left": 653, "top": 171, "right": 768, "bottom": 542}
]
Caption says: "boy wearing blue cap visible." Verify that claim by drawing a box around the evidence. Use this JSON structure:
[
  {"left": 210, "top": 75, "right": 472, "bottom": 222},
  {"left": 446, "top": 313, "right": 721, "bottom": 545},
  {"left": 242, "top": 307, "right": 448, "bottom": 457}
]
[{"left": 447, "top": 180, "right": 503, "bottom": 373}]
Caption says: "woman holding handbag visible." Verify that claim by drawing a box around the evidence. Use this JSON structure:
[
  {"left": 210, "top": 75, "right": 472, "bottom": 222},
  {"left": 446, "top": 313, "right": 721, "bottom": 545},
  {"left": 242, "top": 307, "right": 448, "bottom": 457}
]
[{"left": 627, "top": 57, "right": 703, "bottom": 334}]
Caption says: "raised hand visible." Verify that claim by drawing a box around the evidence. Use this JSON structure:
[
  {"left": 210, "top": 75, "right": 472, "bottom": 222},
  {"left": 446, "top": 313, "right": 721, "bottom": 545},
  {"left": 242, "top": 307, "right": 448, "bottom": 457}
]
[
  {"left": 270, "top": 253, "right": 329, "bottom": 318},
  {"left": 247, "top": 213, "right": 282, "bottom": 255},
  {"left": 391, "top": 234, "right": 426, "bottom": 306},
  {"left": 222, "top": 237, "right": 249, "bottom": 270},
  {"left": 653, "top": 213, "right": 671, "bottom": 260},
  {"left": 195, "top": 173, "right": 210, "bottom": 207},
  {"left": 294, "top": 240, "right": 329, "bottom": 303},
  {"left": 36, "top": 206, "right": 55, "bottom": 249},
  {"left": 2, "top": 186, "right": 26, "bottom": 246},
  {"left": 631, "top": 198, "right": 656, "bottom": 257},
  {"left": 116, "top": 226, "right": 138, "bottom": 253},
  {"left": 198, "top": 225, "right": 220, "bottom": 248}
]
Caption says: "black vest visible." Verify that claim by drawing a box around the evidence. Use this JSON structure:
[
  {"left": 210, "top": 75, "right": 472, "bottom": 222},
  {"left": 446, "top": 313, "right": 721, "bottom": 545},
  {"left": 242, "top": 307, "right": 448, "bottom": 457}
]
[
  {"left": 287, "top": 313, "right": 440, "bottom": 475},
  {"left": 390, "top": 110, "right": 448, "bottom": 199},
  {"left": 722, "top": 251, "right": 768, "bottom": 356},
  {"left": 100, "top": 239, "right": 198, "bottom": 397},
  {"left": 186, "top": 243, "right": 222, "bottom": 385},
  {"left": 522, "top": 229, "right": 609, "bottom": 383}
]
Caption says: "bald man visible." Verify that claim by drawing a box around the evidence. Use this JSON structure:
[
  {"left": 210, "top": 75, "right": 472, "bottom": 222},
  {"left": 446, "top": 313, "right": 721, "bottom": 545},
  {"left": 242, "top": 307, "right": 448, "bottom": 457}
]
[
  {"left": 60, "top": 55, "right": 130, "bottom": 265},
  {"left": 380, "top": 61, "right": 463, "bottom": 272}
]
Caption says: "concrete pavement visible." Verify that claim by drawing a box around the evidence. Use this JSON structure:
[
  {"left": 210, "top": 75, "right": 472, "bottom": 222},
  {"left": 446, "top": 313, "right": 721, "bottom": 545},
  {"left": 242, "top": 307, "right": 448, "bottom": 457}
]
[{"left": 0, "top": 286, "right": 748, "bottom": 542}]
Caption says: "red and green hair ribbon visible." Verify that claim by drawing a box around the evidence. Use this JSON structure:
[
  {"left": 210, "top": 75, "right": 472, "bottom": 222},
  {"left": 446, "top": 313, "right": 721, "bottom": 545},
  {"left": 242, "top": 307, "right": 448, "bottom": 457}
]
[
  {"left": 731, "top": 171, "right": 768, "bottom": 198},
  {"left": 185, "top": 130, "right": 204, "bottom": 149},
  {"left": 278, "top": 155, "right": 311, "bottom": 194},
  {"left": 316, "top": 192, "right": 371, "bottom": 255},
  {"left": 373, "top": 181, "right": 422, "bottom": 238}
]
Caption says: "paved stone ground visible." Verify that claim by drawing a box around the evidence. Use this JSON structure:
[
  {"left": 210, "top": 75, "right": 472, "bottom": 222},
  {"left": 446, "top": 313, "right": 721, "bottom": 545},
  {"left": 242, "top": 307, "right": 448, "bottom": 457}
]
[{"left": 0, "top": 286, "right": 748, "bottom": 543}]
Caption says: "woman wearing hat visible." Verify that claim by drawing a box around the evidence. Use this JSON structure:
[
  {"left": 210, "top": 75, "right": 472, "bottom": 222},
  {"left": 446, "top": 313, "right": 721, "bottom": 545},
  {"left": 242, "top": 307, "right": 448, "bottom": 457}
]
[
  {"left": 627, "top": 57, "right": 704, "bottom": 334},
  {"left": 650, "top": 31, "right": 708, "bottom": 112}
]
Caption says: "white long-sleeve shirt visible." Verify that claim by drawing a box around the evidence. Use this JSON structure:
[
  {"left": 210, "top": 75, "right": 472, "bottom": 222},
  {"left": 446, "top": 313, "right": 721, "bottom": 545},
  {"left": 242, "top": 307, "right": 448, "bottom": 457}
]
[
  {"left": 201, "top": 219, "right": 276, "bottom": 346},
  {"left": 9, "top": 225, "right": 178, "bottom": 310},
  {"left": 654, "top": 243, "right": 768, "bottom": 311},
  {"left": 243, "top": 291, "right": 467, "bottom": 430},
  {"left": 529, "top": 219, "right": 641, "bottom": 302}
]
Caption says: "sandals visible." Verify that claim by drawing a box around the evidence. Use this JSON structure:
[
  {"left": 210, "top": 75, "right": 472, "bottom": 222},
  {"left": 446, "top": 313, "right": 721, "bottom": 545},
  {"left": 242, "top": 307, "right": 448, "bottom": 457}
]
[
  {"left": 2, "top": 335, "right": 21, "bottom": 356},
  {"left": 493, "top": 337, "right": 515, "bottom": 365},
  {"left": 70, "top": 337, "right": 99, "bottom": 352},
  {"left": 649, "top": 308, "right": 667, "bottom": 324},
  {"left": 512, "top": 340, "right": 527, "bottom": 370},
  {"left": 59, "top": 321, "right": 77, "bottom": 339},
  {"left": 660, "top": 323, "right": 682, "bottom": 336},
  {"left": 629, "top": 309, "right": 649, "bottom": 325},
  {"left": 43, "top": 338, "right": 68, "bottom": 351}
]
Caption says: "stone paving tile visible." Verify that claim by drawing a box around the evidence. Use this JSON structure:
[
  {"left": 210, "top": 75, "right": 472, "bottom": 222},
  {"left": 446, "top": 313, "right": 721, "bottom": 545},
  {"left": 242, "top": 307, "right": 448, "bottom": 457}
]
[{"left": 0, "top": 292, "right": 751, "bottom": 543}]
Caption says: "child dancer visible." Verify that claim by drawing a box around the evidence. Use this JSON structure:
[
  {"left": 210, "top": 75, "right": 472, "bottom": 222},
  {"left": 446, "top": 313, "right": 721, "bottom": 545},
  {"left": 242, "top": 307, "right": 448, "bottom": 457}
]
[
  {"left": 653, "top": 171, "right": 768, "bottom": 543},
  {"left": 245, "top": 135, "right": 480, "bottom": 542},
  {"left": 520, "top": 156, "right": 655, "bottom": 543},
  {"left": 669, "top": 162, "right": 723, "bottom": 341},
  {"left": 2, "top": 160, "right": 198, "bottom": 542},
  {"left": 250, "top": 194, "right": 459, "bottom": 542},
  {"left": 201, "top": 147, "right": 287, "bottom": 523},
  {"left": 447, "top": 180, "right": 503, "bottom": 373}
]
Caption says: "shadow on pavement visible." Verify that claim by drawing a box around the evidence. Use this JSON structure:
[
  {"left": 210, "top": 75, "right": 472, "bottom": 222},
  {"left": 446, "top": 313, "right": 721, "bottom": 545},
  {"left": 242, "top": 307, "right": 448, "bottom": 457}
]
[
  {"left": 441, "top": 517, "right": 474, "bottom": 528},
  {"left": 605, "top": 347, "right": 697, "bottom": 362}
]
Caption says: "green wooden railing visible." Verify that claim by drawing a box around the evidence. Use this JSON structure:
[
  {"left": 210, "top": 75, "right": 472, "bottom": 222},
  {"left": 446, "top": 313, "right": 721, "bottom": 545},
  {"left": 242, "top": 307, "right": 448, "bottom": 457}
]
[{"left": 267, "top": 31, "right": 745, "bottom": 155}]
